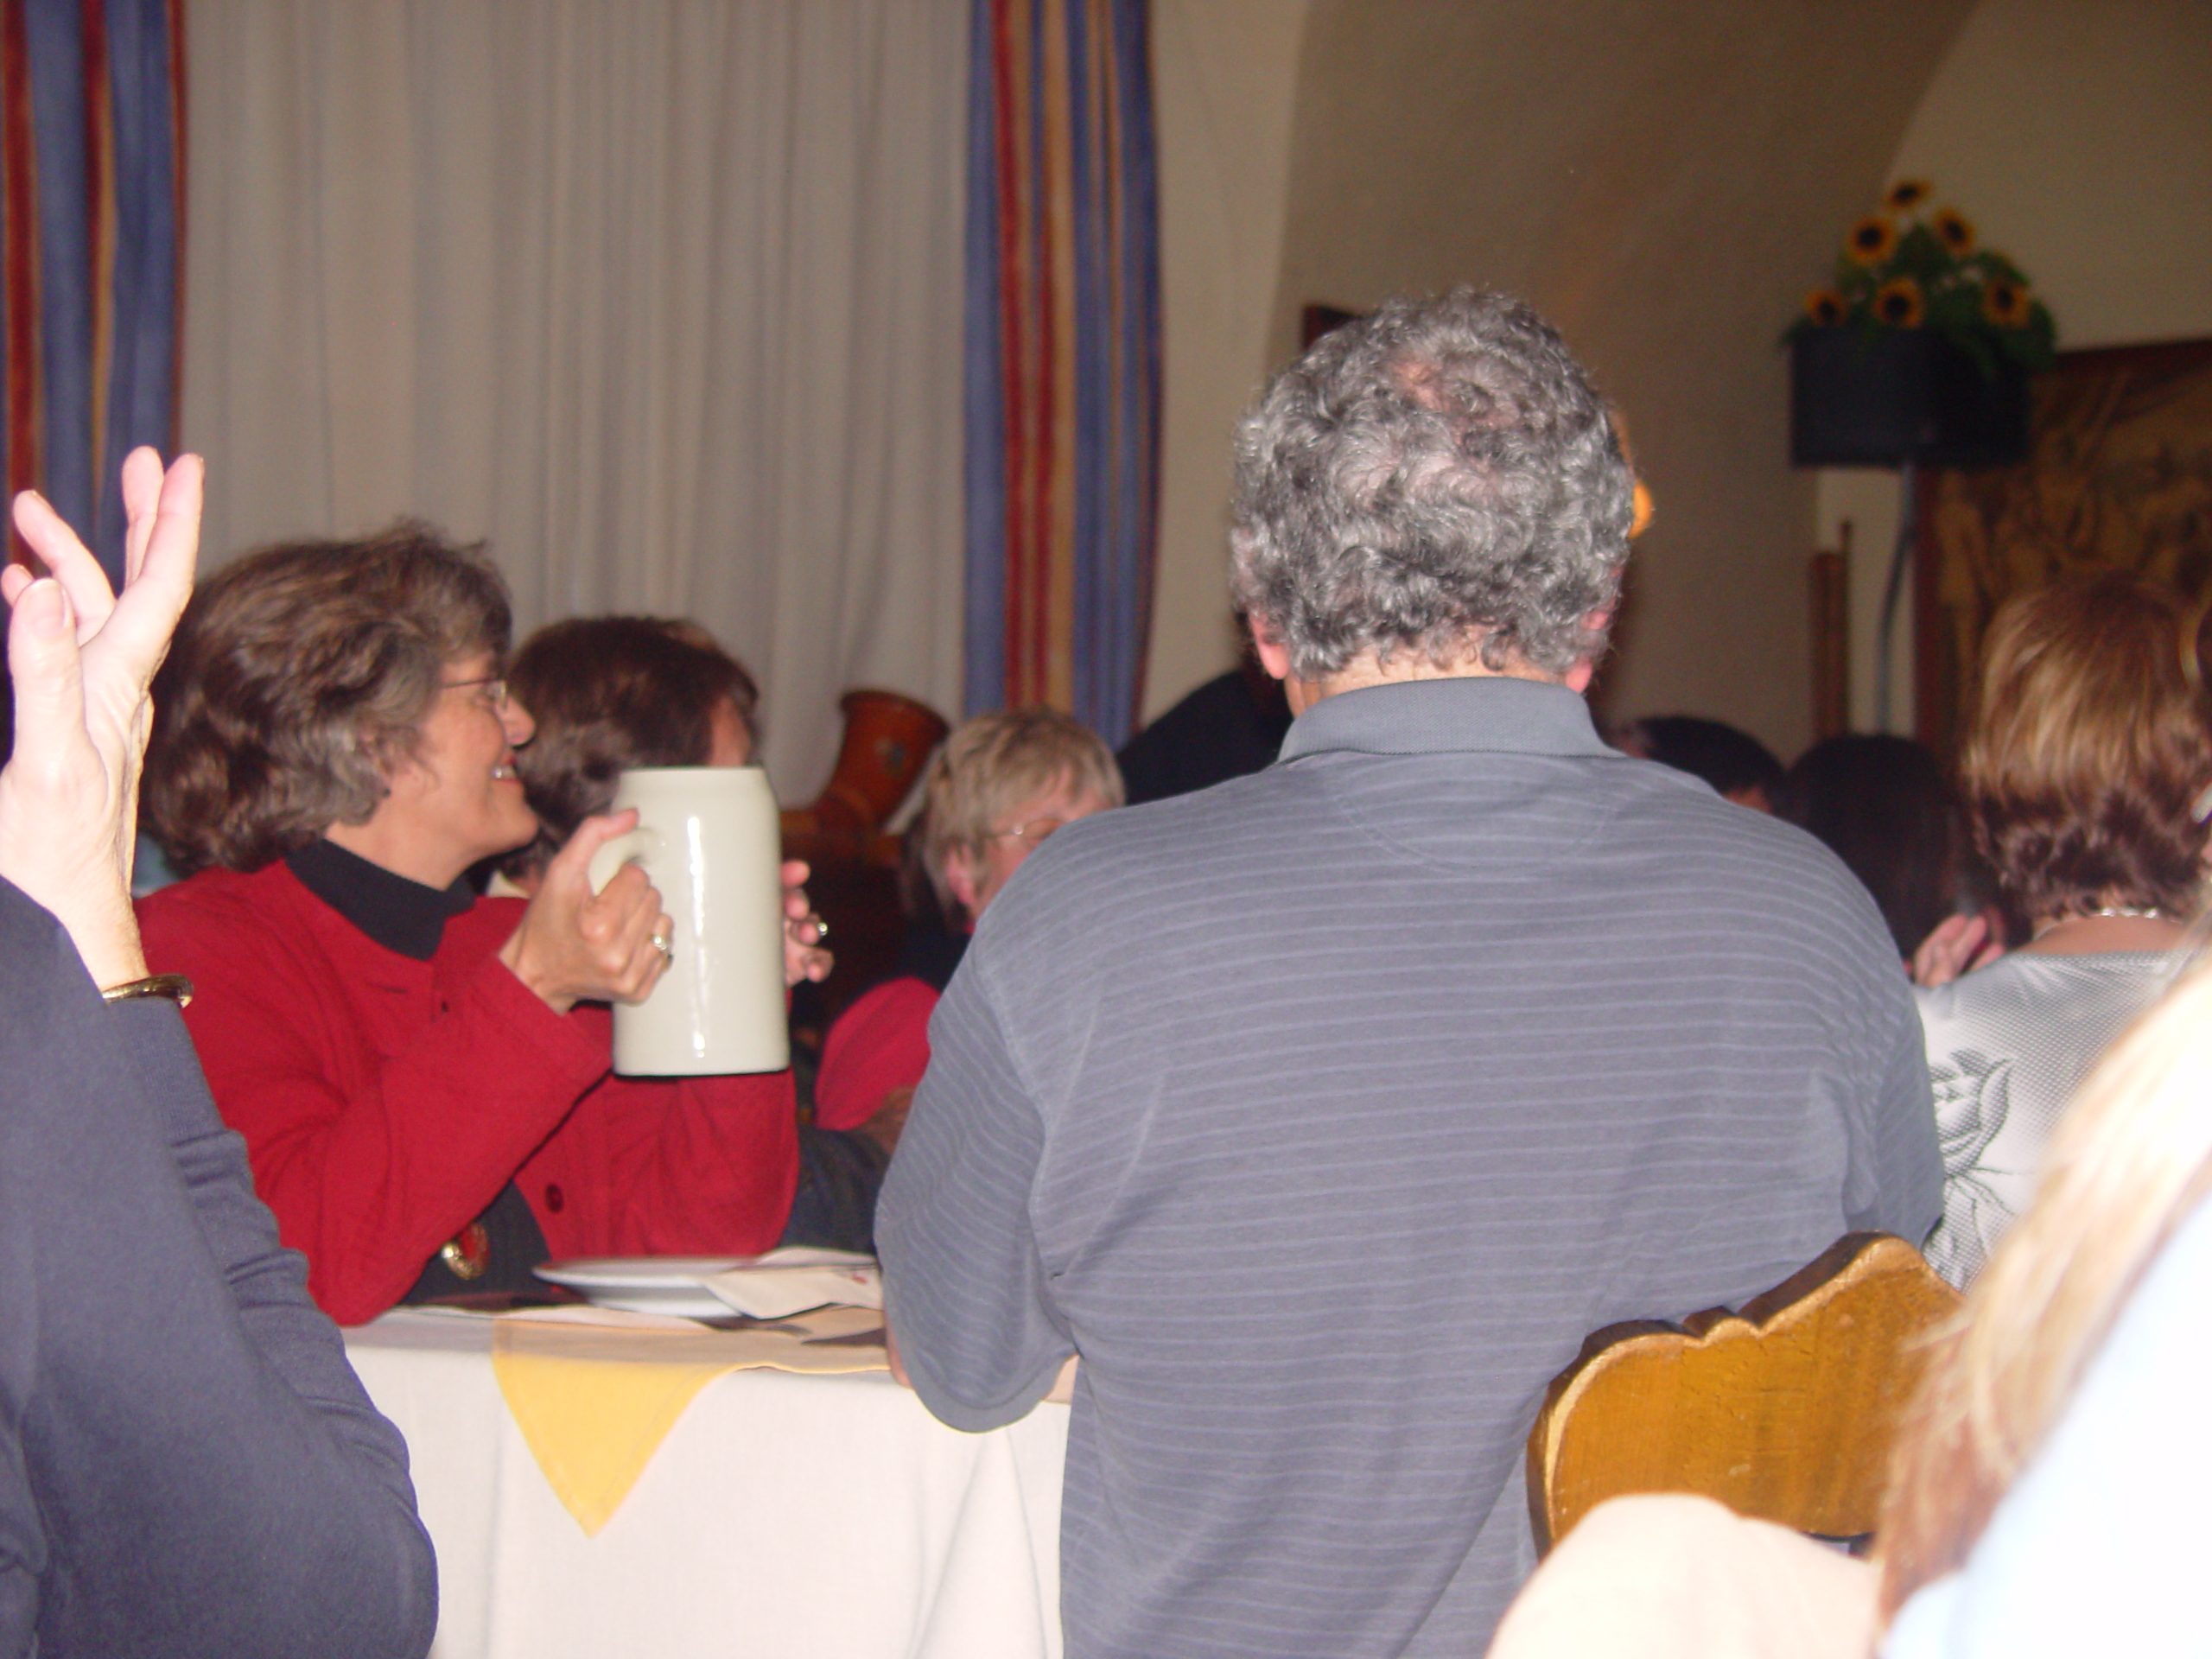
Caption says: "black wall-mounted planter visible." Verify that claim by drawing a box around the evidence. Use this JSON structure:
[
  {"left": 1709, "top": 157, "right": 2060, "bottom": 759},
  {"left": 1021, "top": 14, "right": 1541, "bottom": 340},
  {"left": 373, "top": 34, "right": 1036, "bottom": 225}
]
[{"left": 1789, "top": 328, "right": 2030, "bottom": 469}]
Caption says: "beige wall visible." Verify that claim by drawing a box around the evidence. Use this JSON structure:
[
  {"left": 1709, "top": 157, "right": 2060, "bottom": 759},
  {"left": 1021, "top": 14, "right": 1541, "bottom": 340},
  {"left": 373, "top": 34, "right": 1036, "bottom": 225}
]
[
  {"left": 1818, "top": 0, "right": 2212, "bottom": 733},
  {"left": 1243, "top": 0, "right": 1970, "bottom": 757},
  {"left": 1144, "top": 0, "right": 1314, "bottom": 720}
]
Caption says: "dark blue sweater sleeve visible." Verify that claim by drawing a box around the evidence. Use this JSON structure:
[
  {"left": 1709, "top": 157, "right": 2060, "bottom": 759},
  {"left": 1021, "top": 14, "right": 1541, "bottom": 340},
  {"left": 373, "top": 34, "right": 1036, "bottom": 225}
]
[{"left": 0, "top": 880, "right": 435, "bottom": 1659}]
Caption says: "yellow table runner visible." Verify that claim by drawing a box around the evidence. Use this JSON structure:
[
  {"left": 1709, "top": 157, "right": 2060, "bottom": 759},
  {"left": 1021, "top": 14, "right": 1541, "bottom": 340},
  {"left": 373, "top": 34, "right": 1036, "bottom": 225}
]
[{"left": 491, "top": 1304, "right": 887, "bottom": 1535}]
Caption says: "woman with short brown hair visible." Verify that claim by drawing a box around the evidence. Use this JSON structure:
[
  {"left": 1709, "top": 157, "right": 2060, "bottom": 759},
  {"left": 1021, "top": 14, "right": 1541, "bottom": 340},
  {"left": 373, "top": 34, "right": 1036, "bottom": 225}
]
[
  {"left": 1961, "top": 573, "right": 2212, "bottom": 923},
  {"left": 1916, "top": 571, "right": 2210, "bottom": 1286},
  {"left": 146, "top": 522, "right": 517, "bottom": 876},
  {"left": 503, "top": 614, "right": 896, "bottom": 1245},
  {"left": 497, "top": 615, "right": 760, "bottom": 880},
  {"left": 138, "top": 533, "right": 826, "bottom": 1323}
]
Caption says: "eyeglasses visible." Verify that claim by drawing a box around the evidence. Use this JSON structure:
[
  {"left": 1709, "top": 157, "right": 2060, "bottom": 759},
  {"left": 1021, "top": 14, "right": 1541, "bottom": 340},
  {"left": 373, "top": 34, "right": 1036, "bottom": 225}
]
[
  {"left": 442, "top": 674, "right": 510, "bottom": 711},
  {"left": 986, "top": 816, "right": 1071, "bottom": 847}
]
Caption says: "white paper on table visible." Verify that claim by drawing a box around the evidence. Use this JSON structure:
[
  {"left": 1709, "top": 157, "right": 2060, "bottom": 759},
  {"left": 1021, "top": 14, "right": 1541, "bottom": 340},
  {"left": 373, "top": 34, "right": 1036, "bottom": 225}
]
[{"left": 701, "top": 1246, "right": 883, "bottom": 1319}]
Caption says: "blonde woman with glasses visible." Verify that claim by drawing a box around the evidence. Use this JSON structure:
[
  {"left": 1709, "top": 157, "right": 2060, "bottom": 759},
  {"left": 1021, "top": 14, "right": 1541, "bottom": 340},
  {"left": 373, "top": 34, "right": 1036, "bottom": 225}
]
[{"left": 812, "top": 708, "right": 1122, "bottom": 1135}]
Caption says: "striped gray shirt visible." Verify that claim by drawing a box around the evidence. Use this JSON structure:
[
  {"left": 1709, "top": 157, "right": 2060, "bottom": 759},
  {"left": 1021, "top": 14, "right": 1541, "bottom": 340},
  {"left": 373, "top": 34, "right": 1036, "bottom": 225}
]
[{"left": 880, "top": 675, "right": 1940, "bottom": 1659}]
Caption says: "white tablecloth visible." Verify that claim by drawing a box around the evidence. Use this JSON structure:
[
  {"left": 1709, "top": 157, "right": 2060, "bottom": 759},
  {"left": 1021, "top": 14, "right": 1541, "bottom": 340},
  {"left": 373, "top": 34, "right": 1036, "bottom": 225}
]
[{"left": 345, "top": 1312, "right": 1068, "bottom": 1659}]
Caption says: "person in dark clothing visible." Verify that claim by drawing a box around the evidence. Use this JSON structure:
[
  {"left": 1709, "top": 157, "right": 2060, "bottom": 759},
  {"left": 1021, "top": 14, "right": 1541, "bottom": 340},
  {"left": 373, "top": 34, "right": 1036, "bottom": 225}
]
[
  {"left": 1614, "top": 715, "right": 1783, "bottom": 810},
  {"left": 1771, "top": 734, "right": 1968, "bottom": 961},
  {"left": 0, "top": 450, "right": 435, "bottom": 1657},
  {"left": 1116, "top": 651, "right": 1292, "bottom": 806}
]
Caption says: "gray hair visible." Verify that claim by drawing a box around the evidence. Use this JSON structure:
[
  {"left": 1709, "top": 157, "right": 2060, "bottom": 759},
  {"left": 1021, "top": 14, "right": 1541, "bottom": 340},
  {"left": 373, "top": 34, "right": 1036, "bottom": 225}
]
[{"left": 1228, "top": 289, "right": 1633, "bottom": 680}]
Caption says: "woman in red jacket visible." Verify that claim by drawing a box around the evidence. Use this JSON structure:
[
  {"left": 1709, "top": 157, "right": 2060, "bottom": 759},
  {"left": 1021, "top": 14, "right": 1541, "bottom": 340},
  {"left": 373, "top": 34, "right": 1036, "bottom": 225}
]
[{"left": 137, "top": 525, "right": 834, "bottom": 1324}]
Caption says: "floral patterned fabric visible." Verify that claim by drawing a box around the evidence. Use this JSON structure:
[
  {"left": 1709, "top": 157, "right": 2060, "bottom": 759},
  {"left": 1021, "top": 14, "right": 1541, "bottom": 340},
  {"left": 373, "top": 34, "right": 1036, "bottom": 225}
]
[{"left": 1916, "top": 951, "right": 2184, "bottom": 1287}]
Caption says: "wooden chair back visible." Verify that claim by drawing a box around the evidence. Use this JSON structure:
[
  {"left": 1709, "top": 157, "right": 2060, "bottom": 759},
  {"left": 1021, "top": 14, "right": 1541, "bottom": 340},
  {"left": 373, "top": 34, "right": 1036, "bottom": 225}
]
[{"left": 1526, "top": 1232, "right": 1961, "bottom": 1554}]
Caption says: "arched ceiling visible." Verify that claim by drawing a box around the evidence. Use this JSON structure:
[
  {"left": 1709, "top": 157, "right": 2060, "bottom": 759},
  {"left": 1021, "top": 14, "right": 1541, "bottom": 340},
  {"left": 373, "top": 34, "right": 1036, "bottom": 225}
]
[{"left": 1268, "top": 0, "right": 1976, "bottom": 751}]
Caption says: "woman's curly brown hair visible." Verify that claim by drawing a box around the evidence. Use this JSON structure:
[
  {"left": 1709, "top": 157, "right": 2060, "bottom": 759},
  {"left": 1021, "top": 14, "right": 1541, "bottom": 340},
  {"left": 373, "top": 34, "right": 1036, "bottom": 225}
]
[
  {"left": 499, "top": 616, "right": 760, "bottom": 880},
  {"left": 1962, "top": 572, "right": 2212, "bottom": 925},
  {"left": 144, "top": 523, "right": 512, "bottom": 875}
]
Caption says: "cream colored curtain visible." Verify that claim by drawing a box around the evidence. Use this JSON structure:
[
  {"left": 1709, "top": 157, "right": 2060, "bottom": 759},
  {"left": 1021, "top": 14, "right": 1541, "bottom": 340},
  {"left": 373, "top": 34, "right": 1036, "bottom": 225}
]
[{"left": 181, "top": 0, "right": 966, "bottom": 802}]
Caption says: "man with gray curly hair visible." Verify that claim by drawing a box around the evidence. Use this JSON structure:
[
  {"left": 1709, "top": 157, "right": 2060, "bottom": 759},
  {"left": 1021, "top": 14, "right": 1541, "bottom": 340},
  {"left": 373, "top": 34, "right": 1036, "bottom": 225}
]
[
  {"left": 1229, "top": 289, "right": 1630, "bottom": 690},
  {"left": 880, "top": 290, "right": 1938, "bottom": 1658}
]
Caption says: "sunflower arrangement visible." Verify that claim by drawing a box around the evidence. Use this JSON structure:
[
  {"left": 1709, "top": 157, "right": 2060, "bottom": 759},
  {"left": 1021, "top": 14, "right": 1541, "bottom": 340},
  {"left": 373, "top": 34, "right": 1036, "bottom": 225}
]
[{"left": 1789, "top": 180, "right": 2056, "bottom": 373}]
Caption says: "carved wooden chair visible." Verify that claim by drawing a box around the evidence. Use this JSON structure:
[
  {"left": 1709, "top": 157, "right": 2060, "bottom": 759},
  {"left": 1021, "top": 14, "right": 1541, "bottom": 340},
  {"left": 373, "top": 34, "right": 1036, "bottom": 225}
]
[{"left": 1525, "top": 1233, "right": 1962, "bottom": 1555}]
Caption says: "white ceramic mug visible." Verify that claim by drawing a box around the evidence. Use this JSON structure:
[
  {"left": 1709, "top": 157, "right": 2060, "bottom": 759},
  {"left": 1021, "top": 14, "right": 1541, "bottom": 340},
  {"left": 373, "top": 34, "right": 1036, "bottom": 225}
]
[{"left": 587, "top": 766, "right": 789, "bottom": 1076}]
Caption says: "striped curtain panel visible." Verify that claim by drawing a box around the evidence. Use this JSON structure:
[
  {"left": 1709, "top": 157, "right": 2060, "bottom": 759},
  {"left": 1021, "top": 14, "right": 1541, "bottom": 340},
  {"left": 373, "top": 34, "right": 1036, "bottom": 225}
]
[
  {"left": 963, "top": 0, "right": 1160, "bottom": 743},
  {"left": 1, "top": 0, "right": 182, "bottom": 584}
]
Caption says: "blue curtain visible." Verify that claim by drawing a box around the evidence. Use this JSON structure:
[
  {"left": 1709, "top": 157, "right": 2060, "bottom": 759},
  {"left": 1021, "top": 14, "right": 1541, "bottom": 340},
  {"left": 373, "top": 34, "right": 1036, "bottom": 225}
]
[
  {"left": 2, "top": 0, "right": 181, "bottom": 586},
  {"left": 964, "top": 0, "right": 1160, "bottom": 744}
]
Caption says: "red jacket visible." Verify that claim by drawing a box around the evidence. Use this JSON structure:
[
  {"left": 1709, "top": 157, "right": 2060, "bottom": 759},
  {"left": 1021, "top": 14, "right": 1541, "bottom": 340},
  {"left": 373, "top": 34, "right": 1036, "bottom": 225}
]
[
  {"left": 813, "top": 975, "right": 939, "bottom": 1131},
  {"left": 137, "top": 861, "right": 799, "bottom": 1324}
]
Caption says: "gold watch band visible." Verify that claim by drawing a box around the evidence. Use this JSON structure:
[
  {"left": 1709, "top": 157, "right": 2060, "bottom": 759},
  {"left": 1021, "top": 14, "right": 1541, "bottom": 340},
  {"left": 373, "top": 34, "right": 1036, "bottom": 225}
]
[{"left": 100, "top": 973, "right": 195, "bottom": 1009}]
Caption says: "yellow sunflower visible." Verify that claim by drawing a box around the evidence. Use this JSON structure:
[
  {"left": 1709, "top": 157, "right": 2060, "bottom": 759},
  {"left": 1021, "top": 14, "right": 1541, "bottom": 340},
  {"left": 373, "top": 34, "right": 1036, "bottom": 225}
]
[
  {"left": 1983, "top": 277, "right": 2033, "bottom": 328},
  {"left": 1885, "top": 180, "right": 1933, "bottom": 213},
  {"left": 1931, "top": 208, "right": 1976, "bottom": 255},
  {"left": 1802, "top": 289, "right": 1847, "bottom": 327},
  {"left": 1874, "top": 276, "right": 1924, "bottom": 328},
  {"left": 1847, "top": 215, "right": 1898, "bottom": 266}
]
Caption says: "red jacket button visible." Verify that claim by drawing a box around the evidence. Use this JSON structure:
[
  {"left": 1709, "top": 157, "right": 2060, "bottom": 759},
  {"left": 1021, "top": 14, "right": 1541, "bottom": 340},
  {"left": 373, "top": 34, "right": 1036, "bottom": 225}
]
[{"left": 543, "top": 1184, "right": 565, "bottom": 1213}]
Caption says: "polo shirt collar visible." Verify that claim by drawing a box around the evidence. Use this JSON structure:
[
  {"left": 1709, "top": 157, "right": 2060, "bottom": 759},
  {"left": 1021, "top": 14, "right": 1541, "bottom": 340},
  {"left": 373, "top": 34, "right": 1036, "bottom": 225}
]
[
  {"left": 1276, "top": 674, "right": 1621, "bottom": 762},
  {"left": 285, "top": 838, "right": 479, "bottom": 961}
]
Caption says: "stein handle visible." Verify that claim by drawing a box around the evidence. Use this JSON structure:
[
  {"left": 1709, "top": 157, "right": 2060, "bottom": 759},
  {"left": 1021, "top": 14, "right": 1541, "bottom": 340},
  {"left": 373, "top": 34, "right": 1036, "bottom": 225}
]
[{"left": 586, "top": 826, "right": 657, "bottom": 896}]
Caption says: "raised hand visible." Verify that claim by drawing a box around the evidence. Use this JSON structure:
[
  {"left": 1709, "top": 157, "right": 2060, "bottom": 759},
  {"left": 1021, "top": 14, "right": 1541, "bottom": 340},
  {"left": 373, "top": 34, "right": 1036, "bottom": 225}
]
[
  {"left": 0, "top": 448, "right": 202, "bottom": 987},
  {"left": 498, "top": 811, "right": 677, "bottom": 1014}
]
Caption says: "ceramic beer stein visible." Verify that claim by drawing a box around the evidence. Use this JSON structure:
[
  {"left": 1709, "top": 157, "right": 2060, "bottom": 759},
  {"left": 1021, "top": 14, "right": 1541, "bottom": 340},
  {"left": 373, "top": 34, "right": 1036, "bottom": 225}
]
[{"left": 588, "top": 766, "right": 788, "bottom": 1075}]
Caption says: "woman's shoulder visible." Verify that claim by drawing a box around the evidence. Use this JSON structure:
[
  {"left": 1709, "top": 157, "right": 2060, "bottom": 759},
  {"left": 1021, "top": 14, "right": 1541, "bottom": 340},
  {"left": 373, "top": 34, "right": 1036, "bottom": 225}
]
[
  {"left": 1917, "top": 950, "right": 2183, "bottom": 1070},
  {"left": 137, "top": 861, "right": 394, "bottom": 987},
  {"left": 1921, "top": 949, "right": 2180, "bottom": 1016},
  {"left": 137, "top": 860, "right": 310, "bottom": 935}
]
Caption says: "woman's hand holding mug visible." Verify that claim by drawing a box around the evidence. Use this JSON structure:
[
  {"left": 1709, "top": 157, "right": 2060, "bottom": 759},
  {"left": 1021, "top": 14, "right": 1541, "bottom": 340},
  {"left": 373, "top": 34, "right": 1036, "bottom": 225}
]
[{"left": 500, "top": 810, "right": 677, "bottom": 1014}]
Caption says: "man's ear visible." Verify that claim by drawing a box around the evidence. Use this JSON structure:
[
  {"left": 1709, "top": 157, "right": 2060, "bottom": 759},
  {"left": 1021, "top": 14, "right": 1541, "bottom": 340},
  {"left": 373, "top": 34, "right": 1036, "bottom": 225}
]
[
  {"left": 1249, "top": 618, "right": 1293, "bottom": 684},
  {"left": 1563, "top": 602, "right": 1617, "bottom": 695},
  {"left": 943, "top": 849, "right": 982, "bottom": 918}
]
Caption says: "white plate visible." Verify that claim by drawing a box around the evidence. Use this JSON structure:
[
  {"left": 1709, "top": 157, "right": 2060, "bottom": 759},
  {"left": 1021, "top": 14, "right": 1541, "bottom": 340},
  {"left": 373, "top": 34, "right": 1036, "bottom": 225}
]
[
  {"left": 533, "top": 1258, "right": 745, "bottom": 1318},
  {"left": 535, "top": 1249, "right": 875, "bottom": 1319}
]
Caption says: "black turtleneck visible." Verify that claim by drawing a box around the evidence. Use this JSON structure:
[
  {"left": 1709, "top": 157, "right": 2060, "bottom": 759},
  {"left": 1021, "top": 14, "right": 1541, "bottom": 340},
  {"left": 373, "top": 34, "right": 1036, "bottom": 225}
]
[
  {"left": 285, "top": 837, "right": 553, "bottom": 1305},
  {"left": 284, "top": 838, "right": 478, "bottom": 961}
]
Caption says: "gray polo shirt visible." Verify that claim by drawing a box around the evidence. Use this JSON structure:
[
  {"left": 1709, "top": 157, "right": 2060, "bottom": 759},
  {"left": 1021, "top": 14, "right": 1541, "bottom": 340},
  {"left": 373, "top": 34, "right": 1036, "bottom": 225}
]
[{"left": 879, "top": 675, "right": 1938, "bottom": 1659}]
